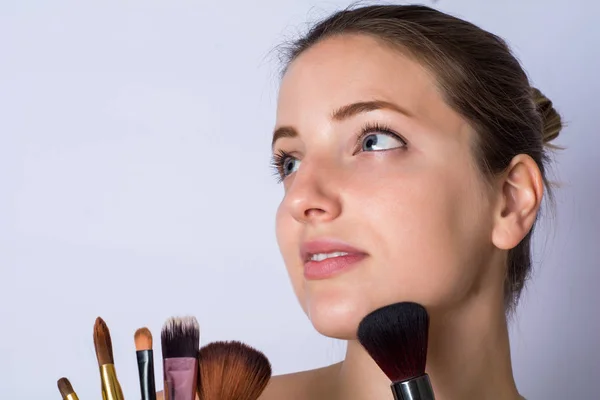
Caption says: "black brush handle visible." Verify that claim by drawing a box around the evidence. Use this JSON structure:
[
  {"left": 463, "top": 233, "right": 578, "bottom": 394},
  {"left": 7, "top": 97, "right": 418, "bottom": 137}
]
[
  {"left": 391, "top": 374, "right": 435, "bottom": 400},
  {"left": 137, "top": 350, "right": 157, "bottom": 400}
]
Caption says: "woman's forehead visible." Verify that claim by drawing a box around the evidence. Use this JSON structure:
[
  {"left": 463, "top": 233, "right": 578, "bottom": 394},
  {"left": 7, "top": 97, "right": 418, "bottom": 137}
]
[{"left": 276, "top": 35, "right": 438, "bottom": 118}]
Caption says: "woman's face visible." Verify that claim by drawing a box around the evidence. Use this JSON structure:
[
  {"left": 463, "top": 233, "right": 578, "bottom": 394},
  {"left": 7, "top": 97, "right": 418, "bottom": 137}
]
[{"left": 274, "top": 34, "right": 497, "bottom": 339}]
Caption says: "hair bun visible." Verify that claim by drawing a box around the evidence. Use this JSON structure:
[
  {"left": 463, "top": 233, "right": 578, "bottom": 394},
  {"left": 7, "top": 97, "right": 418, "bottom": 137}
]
[{"left": 531, "top": 87, "right": 563, "bottom": 145}]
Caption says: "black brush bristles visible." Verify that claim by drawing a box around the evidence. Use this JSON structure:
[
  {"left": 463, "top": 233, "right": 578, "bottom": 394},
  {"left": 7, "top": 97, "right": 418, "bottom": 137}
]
[
  {"left": 357, "top": 302, "right": 429, "bottom": 383},
  {"left": 161, "top": 316, "right": 200, "bottom": 359}
]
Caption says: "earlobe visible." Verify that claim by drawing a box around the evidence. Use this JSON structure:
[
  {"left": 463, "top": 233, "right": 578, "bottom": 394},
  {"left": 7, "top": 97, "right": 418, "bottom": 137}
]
[{"left": 491, "top": 155, "right": 544, "bottom": 250}]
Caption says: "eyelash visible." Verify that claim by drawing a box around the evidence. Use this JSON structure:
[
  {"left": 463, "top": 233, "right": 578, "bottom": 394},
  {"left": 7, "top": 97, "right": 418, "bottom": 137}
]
[
  {"left": 354, "top": 122, "right": 406, "bottom": 155},
  {"left": 270, "top": 122, "right": 407, "bottom": 183},
  {"left": 270, "top": 149, "right": 294, "bottom": 184}
]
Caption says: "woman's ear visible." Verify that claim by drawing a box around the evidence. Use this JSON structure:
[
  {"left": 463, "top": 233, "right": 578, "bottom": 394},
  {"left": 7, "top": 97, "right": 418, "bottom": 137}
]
[{"left": 491, "top": 154, "right": 544, "bottom": 250}]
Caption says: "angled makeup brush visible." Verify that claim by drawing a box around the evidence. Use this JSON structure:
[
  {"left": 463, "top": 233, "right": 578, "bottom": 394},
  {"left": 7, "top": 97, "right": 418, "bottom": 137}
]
[
  {"left": 57, "top": 377, "right": 80, "bottom": 400},
  {"left": 135, "top": 327, "right": 157, "bottom": 400},
  {"left": 197, "top": 341, "right": 272, "bottom": 400},
  {"left": 161, "top": 316, "right": 200, "bottom": 400},
  {"left": 94, "top": 317, "right": 125, "bottom": 400},
  {"left": 357, "top": 302, "right": 434, "bottom": 400}
]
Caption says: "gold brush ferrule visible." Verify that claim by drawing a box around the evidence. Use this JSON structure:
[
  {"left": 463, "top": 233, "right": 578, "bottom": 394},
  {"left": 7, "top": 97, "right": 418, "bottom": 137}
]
[
  {"left": 65, "top": 394, "right": 80, "bottom": 400},
  {"left": 100, "top": 363, "right": 125, "bottom": 400}
]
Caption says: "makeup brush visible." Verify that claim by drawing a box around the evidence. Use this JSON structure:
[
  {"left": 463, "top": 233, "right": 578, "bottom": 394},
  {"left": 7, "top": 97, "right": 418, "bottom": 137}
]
[
  {"left": 57, "top": 377, "right": 80, "bottom": 400},
  {"left": 135, "top": 327, "right": 157, "bottom": 400},
  {"left": 94, "top": 317, "right": 125, "bottom": 400},
  {"left": 197, "top": 341, "right": 272, "bottom": 400},
  {"left": 161, "top": 316, "right": 200, "bottom": 400},
  {"left": 357, "top": 302, "right": 434, "bottom": 400}
]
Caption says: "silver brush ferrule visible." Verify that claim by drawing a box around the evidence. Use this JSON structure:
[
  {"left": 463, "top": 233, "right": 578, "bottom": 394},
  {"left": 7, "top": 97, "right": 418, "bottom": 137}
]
[{"left": 391, "top": 373, "right": 435, "bottom": 400}]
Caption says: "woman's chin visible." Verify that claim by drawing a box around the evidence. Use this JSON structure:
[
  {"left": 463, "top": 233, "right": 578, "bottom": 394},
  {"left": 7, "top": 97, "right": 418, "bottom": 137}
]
[
  {"left": 304, "top": 291, "right": 372, "bottom": 339},
  {"left": 300, "top": 280, "right": 436, "bottom": 339}
]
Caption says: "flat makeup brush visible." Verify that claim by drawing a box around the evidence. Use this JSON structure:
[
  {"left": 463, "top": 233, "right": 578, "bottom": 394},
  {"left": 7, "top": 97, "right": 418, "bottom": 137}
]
[
  {"left": 135, "top": 327, "right": 157, "bottom": 400},
  {"left": 197, "top": 341, "right": 272, "bottom": 400},
  {"left": 161, "top": 316, "right": 200, "bottom": 400},
  {"left": 94, "top": 317, "right": 125, "bottom": 400},
  {"left": 57, "top": 377, "right": 80, "bottom": 400},
  {"left": 357, "top": 302, "right": 434, "bottom": 400}
]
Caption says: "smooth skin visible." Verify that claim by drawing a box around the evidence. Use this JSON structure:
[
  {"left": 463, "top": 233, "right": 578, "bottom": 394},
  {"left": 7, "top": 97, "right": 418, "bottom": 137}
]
[
  {"left": 157, "top": 34, "right": 538, "bottom": 400},
  {"left": 260, "top": 34, "right": 539, "bottom": 400}
]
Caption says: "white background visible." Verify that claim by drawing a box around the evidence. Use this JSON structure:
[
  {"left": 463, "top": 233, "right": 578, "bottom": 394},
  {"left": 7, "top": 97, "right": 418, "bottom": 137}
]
[{"left": 1, "top": 0, "right": 598, "bottom": 398}]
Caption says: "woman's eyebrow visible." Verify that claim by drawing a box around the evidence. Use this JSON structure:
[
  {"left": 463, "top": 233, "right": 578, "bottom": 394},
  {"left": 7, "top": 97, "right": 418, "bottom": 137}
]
[
  {"left": 330, "top": 99, "right": 413, "bottom": 121},
  {"left": 272, "top": 99, "right": 412, "bottom": 149}
]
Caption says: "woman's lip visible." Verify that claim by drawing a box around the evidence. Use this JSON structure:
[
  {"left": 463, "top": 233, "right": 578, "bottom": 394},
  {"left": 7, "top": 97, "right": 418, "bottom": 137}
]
[
  {"left": 299, "top": 238, "right": 367, "bottom": 262},
  {"left": 303, "top": 253, "right": 367, "bottom": 280},
  {"left": 300, "top": 238, "right": 368, "bottom": 280}
]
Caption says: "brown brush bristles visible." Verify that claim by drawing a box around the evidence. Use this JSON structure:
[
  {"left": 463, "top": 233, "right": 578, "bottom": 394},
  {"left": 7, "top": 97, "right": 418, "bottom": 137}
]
[
  {"left": 93, "top": 317, "right": 114, "bottom": 365},
  {"left": 57, "top": 377, "right": 75, "bottom": 399},
  {"left": 134, "top": 327, "right": 153, "bottom": 351},
  {"left": 197, "top": 341, "right": 272, "bottom": 400}
]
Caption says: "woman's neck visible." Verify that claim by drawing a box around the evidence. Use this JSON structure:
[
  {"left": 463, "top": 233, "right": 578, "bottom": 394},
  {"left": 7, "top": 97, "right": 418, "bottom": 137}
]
[{"left": 334, "top": 295, "right": 521, "bottom": 400}]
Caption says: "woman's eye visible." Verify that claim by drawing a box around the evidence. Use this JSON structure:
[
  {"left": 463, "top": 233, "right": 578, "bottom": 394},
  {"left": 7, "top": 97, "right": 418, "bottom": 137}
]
[
  {"left": 282, "top": 157, "right": 301, "bottom": 177},
  {"left": 271, "top": 150, "right": 301, "bottom": 183},
  {"left": 361, "top": 132, "right": 406, "bottom": 152}
]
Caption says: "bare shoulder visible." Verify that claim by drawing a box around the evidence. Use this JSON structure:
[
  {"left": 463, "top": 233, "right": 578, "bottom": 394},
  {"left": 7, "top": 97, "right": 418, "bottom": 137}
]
[{"left": 259, "top": 362, "right": 341, "bottom": 400}]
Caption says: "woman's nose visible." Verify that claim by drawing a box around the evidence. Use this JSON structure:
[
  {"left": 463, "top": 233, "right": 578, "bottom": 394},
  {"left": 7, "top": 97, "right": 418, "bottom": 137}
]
[{"left": 284, "top": 163, "right": 342, "bottom": 225}]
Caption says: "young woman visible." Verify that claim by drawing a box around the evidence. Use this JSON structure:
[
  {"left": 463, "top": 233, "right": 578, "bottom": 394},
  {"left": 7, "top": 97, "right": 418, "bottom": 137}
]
[
  {"left": 152, "top": 5, "right": 560, "bottom": 400},
  {"left": 259, "top": 4, "right": 561, "bottom": 400}
]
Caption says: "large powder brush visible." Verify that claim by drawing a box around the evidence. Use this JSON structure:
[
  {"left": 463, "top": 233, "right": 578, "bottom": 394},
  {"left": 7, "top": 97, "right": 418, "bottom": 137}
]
[
  {"left": 197, "top": 340, "right": 272, "bottom": 400},
  {"left": 357, "top": 302, "right": 435, "bottom": 400}
]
